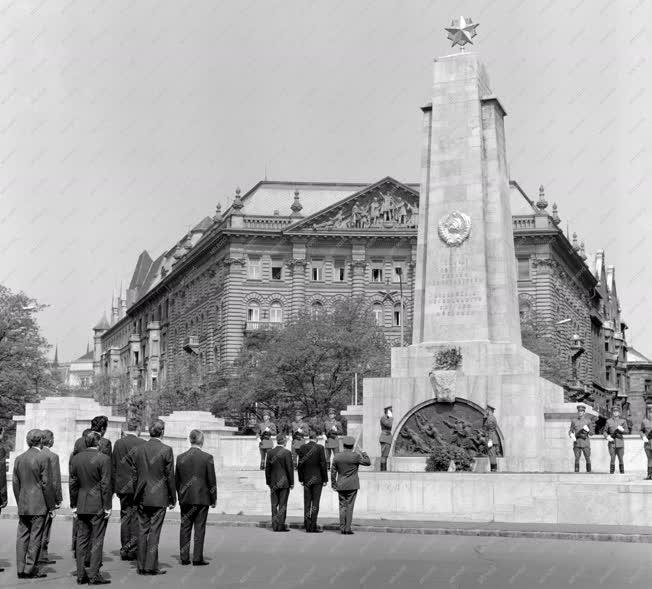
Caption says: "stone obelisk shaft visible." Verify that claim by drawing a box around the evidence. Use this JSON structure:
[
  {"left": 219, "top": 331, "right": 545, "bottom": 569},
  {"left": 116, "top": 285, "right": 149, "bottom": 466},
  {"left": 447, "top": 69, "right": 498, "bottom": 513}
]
[{"left": 412, "top": 52, "right": 521, "bottom": 345}]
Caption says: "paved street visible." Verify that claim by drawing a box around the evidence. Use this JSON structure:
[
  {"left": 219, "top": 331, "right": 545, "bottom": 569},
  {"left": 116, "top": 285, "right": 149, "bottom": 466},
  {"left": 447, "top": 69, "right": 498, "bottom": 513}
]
[{"left": 0, "top": 519, "right": 650, "bottom": 589}]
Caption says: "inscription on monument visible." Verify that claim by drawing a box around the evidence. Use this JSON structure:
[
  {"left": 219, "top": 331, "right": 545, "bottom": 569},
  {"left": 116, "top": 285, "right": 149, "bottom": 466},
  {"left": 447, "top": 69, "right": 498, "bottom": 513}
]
[{"left": 427, "top": 256, "right": 483, "bottom": 317}]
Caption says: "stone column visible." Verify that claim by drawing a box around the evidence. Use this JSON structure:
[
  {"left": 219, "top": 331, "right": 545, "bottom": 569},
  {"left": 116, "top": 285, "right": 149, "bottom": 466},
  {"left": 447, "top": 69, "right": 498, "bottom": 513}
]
[
  {"left": 287, "top": 259, "right": 307, "bottom": 318},
  {"left": 222, "top": 256, "right": 246, "bottom": 364}
]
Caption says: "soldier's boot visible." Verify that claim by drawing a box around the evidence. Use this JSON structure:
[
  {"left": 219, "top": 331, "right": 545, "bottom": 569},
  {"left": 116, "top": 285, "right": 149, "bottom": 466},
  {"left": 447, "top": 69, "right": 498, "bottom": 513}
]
[
  {"left": 647, "top": 467, "right": 652, "bottom": 480},
  {"left": 379, "top": 459, "right": 387, "bottom": 472},
  {"left": 619, "top": 463, "right": 625, "bottom": 474},
  {"left": 609, "top": 464, "right": 615, "bottom": 474},
  {"left": 585, "top": 462, "right": 591, "bottom": 473},
  {"left": 260, "top": 461, "right": 265, "bottom": 470},
  {"left": 490, "top": 463, "right": 497, "bottom": 472},
  {"left": 574, "top": 463, "right": 580, "bottom": 473}
]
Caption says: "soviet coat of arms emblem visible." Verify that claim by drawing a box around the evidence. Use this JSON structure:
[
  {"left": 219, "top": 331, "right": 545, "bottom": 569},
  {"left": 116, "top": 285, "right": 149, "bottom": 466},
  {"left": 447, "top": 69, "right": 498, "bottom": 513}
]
[{"left": 438, "top": 211, "right": 471, "bottom": 246}]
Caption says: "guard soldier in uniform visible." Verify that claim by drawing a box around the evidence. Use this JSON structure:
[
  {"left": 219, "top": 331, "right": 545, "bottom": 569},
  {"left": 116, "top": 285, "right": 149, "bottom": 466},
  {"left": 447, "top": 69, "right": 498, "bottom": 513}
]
[
  {"left": 483, "top": 404, "right": 499, "bottom": 472},
  {"left": 322, "top": 407, "right": 343, "bottom": 471},
  {"left": 0, "top": 427, "right": 7, "bottom": 574},
  {"left": 257, "top": 410, "right": 277, "bottom": 470},
  {"left": 639, "top": 402, "right": 652, "bottom": 480},
  {"left": 604, "top": 406, "right": 629, "bottom": 474},
  {"left": 568, "top": 404, "right": 592, "bottom": 473},
  {"left": 291, "top": 410, "right": 309, "bottom": 470},
  {"left": 379, "top": 406, "right": 393, "bottom": 472},
  {"left": 330, "top": 436, "right": 371, "bottom": 534}
]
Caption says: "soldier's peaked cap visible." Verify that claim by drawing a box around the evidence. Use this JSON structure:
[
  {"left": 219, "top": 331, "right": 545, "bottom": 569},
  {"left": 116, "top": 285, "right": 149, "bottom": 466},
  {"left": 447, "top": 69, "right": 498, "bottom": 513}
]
[
  {"left": 646, "top": 402, "right": 652, "bottom": 408},
  {"left": 262, "top": 409, "right": 271, "bottom": 417},
  {"left": 327, "top": 407, "right": 336, "bottom": 414},
  {"left": 576, "top": 404, "right": 586, "bottom": 411},
  {"left": 342, "top": 436, "right": 355, "bottom": 446},
  {"left": 384, "top": 405, "right": 392, "bottom": 412},
  {"left": 486, "top": 403, "right": 495, "bottom": 410}
]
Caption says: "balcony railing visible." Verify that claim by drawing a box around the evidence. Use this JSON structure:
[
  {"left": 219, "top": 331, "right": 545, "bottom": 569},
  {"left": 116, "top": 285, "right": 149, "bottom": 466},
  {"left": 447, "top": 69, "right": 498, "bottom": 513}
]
[
  {"left": 243, "top": 321, "right": 284, "bottom": 333},
  {"left": 183, "top": 335, "right": 199, "bottom": 353}
]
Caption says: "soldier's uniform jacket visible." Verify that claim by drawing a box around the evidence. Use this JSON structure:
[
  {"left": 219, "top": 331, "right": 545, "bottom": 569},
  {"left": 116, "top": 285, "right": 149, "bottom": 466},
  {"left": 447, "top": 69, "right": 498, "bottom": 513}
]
[
  {"left": 291, "top": 420, "right": 309, "bottom": 450},
  {"left": 604, "top": 417, "right": 629, "bottom": 448},
  {"left": 569, "top": 416, "right": 592, "bottom": 448},
  {"left": 379, "top": 416, "right": 393, "bottom": 445},
  {"left": 323, "top": 418, "right": 343, "bottom": 449},
  {"left": 482, "top": 415, "right": 500, "bottom": 445},
  {"left": 640, "top": 419, "right": 652, "bottom": 447},
  {"left": 258, "top": 421, "right": 277, "bottom": 449}
]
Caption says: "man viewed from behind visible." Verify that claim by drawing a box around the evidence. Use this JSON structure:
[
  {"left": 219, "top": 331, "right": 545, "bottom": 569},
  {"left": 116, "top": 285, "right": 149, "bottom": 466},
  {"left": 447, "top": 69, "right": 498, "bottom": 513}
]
[
  {"left": 133, "top": 419, "right": 176, "bottom": 575},
  {"left": 39, "top": 429, "right": 62, "bottom": 565},
  {"left": 0, "top": 428, "right": 6, "bottom": 573},
  {"left": 175, "top": 429, "right": 217, "bottom": 566},
  {"left": 111, "top": 418, "right": 145, "bottom": 561},
  {"left": 13, "top": 429, "right": 50, "bottom": 579},
  {"left": 73, "top": 416, "right": 113, "bottom": 457},
  {"left": 265, "top": 433, "right": 293, "bottom": 532},
  {"left": 330, "top": 436, "right": 371, "bottom": 535},
  {"left": 297, "top": 430, "right": 327, "bottom": 533},
  {"left": 69, "top": 431, "right": 112, "bottom": 585}
]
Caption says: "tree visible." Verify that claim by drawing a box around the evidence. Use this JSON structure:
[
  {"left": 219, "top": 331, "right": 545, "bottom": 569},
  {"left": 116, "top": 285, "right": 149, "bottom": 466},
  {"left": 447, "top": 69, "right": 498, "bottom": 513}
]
[
  {"left": 217, "top": 297, "right": 391, "bottom": 428},
  {"left": 0, "top": 284, "right": 53, "bottom": 452},
  {"left": 154, "top": 353, "right": 213, "bottom": 417}
]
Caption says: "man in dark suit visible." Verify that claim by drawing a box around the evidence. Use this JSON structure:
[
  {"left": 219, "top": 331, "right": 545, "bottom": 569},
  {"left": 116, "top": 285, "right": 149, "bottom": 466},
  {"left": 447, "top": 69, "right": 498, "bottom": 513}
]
[
  {"left": 71, "top": 417, "right": 111, "bottom": 556},
  {"left": 39, "top": 429, "right": 62, "bottom": 565},
  {"left": 297, "top": 430, "right": 327, "bottom": 533},
  {"left": 111, "top": 418, "right": 145, "bottom": 561},
  {"left": 70, "top": 430, "right": 112, "bottom": 585},
  {"left": 265, "top": 433, "right": 293, "bottom": 532},
  {"left": 13, "top": 429, "right": 50, "bottom": 579},
  {"left": 175, "top": 430, "right": 217, "bottom": 566},
  {"left": 0, "top": 428, "right": 7, "bottom": 573},
  {"left": 330, "top": 436, "right": 371, "bottom": 535},
  {"left": 133, "top": 419, "right": 176, "bottom": 575}
]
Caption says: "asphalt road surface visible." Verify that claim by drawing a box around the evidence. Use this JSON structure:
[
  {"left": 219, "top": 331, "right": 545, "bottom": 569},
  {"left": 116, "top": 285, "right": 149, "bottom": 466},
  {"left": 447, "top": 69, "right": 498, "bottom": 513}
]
[{"left": 0, "top": 519, "right": 649, "bottom": 588}]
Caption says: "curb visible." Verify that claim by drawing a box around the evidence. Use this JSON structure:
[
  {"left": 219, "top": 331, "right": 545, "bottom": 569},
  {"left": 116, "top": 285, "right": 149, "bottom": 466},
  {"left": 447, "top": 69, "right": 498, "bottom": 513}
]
[{"left": 1, "top": 513, "right": 651, "bottom": 543}]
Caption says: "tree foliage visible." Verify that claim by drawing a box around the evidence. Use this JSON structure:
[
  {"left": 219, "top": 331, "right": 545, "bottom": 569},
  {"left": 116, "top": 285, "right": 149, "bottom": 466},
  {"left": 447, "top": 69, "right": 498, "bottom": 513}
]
[
  {"left": 154, "top": 353, "right": 214, "bottom": 417},
  {"left": 0, "top": 284, "right": 53, "bottom": 451},
  {"left": 216, "top": 297, "right": 391, "bottom": 427}
]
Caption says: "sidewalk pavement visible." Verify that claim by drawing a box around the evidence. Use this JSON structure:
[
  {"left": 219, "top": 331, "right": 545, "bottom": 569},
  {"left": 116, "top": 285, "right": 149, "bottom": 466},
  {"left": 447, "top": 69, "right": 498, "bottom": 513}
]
[{"left": 2, "top": 508, "right": 651, "bottom": 543}]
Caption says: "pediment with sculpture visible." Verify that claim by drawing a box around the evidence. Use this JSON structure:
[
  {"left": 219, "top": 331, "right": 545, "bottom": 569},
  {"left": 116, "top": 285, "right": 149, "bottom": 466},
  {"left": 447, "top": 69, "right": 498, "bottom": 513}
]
[{"left": 293, "top": 180, "right": 420, "bottom": 232}]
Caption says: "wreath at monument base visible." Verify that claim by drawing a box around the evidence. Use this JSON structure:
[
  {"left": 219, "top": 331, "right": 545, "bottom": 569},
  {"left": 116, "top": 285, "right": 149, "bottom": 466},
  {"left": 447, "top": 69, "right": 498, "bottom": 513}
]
[{"left": 425, "top": 443, "right": 473, "bottom": 472}]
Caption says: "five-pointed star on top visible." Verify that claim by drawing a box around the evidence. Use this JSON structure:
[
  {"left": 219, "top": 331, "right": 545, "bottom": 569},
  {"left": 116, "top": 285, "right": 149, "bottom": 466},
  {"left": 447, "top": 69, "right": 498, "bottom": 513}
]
[{"left": 445, "top": 16, "right": 479, "bottom": 48}]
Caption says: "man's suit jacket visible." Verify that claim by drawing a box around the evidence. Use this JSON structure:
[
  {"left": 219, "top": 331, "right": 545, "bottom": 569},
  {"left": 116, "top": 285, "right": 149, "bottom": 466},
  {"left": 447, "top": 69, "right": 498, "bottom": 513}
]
[
  {"left": 134, "top": 438, "right": 176, "bottom": 507},
  {"left": 175, "top": 447, "right": 217, "bottom": 506},
  {"left": 69, "top": 448, "right": 112, "bottom": 515},
  {"left": 73, "top": 435, "right": 112, "bottom": 457},
  {"left": 12, "top": 447, "right": 50, "bottom": 515},
  {"left": 330, "top": 450, "right": 371, "bottom": 491},
  {"left": 41, "top": 447, "right": 63, "bottom": 507},
  {"left": 0, "top": 451, "right": 7, "bottom": 509},
  {"left": 112, "top": 434, "right": 145, "bottom": 495},
  {"left": 297, "top": 441, "right": 327, "bottom": 486},
  {"left": 265, "top": 445, "right": 294, "bottom": 489}
]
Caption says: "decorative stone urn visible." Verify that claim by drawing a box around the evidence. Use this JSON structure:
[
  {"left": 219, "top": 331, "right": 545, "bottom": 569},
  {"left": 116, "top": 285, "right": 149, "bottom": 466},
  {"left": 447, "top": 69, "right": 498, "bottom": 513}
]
[{"left": 429, "top": 369, "right": 457, "bottom": 403}]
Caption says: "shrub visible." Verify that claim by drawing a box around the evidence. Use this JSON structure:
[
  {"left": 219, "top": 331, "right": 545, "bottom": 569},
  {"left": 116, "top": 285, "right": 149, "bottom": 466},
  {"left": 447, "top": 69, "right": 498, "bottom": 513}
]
[
  {"left": 433, "top": 347, "right": 463, "bottom": 370},
  {"left": 425, "top": 444, "right": 473, "bottom": 472}
]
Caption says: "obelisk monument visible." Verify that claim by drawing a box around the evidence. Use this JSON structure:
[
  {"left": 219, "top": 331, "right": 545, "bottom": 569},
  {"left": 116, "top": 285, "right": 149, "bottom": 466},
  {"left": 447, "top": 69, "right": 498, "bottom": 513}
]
[{"left": 362, "top": 18, "right": 565, "bottom": 472}]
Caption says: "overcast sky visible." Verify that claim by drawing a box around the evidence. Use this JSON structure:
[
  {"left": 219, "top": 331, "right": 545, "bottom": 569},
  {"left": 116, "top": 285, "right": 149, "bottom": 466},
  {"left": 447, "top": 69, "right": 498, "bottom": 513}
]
[{"left": 0, "top": 0, "right": 650, "bottom": 361}]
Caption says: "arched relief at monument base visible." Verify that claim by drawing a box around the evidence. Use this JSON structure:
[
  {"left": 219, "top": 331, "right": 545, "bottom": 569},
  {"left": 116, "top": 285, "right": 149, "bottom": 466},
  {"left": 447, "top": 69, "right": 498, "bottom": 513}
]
[{"left": 391, "top": 397, "right": 504, "bottom": 458}]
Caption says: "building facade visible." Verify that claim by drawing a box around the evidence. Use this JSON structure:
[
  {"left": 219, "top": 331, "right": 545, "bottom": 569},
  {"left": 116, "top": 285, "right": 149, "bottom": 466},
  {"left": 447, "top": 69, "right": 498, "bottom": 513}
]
[{"left": 93, "top": 177, "right": 630, "bottom": 417}]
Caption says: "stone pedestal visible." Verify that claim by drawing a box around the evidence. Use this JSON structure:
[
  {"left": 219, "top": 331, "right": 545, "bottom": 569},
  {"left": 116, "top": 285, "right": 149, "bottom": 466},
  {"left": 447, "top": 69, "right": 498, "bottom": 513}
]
[
  {"left": 10, "top": 396, "right": 125, "bottom": 475},
  {"left": 157, "top": 410, "right": 237, "bottom": 469}
]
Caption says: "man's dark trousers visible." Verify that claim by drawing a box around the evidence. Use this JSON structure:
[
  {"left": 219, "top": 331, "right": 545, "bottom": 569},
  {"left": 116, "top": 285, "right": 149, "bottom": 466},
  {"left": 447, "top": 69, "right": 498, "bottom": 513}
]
[
  {"left": 40, "top": 513, "right": 54, "bottom": 562},
  {"left": 118, "top": 493, "right": 138, "bottom": 558},
  {"left": 270, "top": 488, "right": 290, "bottom": 531},
  {"left": 16, "top": 515, "right": 46, "bottom": 576},
  {"left": 303, "top": 484, "right": 322, "bottom": 532},
  {"left": 337, "top": 490, "right": 357, "bottom": 533},
  {"left": 137, "top": 506, "right": 166, "bottom": 572},
  {"left": 76, "top": 514, "right": 108, "bottom": 581},
  {"left": 180, "top": 505, "right": 209, "bottom": 563}
]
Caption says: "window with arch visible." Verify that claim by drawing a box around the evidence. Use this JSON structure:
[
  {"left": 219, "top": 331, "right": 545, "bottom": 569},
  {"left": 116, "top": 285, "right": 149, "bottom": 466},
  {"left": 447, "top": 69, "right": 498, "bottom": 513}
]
[
  {"left": 311, "top": 301, "right": 324, "bottom": 318},
  {"left": 393, "top": 304, "right": 402, "bottom": 327},
  {"left": 247, "top": 301, "right": 260, "bottom": 322},
  {"left": 270, "top": 301, "right": 283, "bottom": 323},
  {"left": 372, "top": 303, "right": 383, "bottom": 326}
]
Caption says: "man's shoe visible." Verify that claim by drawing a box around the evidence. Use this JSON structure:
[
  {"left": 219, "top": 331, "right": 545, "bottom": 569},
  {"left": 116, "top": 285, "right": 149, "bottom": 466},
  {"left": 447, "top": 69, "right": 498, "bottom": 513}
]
[
  {"left": 39, "top": 559, "right": 56, "bottom": 565},
  {"left": 17, "top": 573, "right": 27, "bottom": 579},
  {"left": 137, "top": 570, "right": 148, "bottom": 575},
  {"left": 77, "top": 577, "right": 90, "bottom": 585},
  {"left": 276, "top": 528, "right": 290, "bottom": 532},
  {"left": 309, "top": 529, "right": 323, "bottom": 533},
  {"left": 192, "top": 561, "right": 209, "bottom": 566},
  {"left": 29, "top": 572, "right": 48, "bottom": 578},
  {"left": 345, "top": 531, "right": 354, "bottom": 535},
  {"left": 149, "top": 570, "right": 167, "bottom": 575},
  {"left": 89, "top": 577, "right": 111, "bottom": 585},
  {"left": 180, "top": 560, "right": 191, "bottom": 565}
]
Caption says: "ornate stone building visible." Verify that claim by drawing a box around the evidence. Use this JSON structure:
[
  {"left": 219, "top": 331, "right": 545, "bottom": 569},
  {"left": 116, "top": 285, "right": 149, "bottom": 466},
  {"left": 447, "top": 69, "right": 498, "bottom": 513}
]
[{"left": 93, "top": 177, "right": 629, "bottom": 416}]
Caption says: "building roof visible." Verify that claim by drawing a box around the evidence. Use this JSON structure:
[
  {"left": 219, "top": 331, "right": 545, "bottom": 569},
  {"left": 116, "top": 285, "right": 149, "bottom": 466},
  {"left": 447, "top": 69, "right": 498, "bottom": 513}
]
[
  {"left": 73, "top": 350, "right": 94, "bottom": 363},
  {"left": 627, "top": 346, "right": 652, "bottom": 364},
  {"left": 93, "top": 313, "right": 111, "bottom": 330},
  {"left": 128, "top": 250, "right": 154, "bottom": 291}
]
